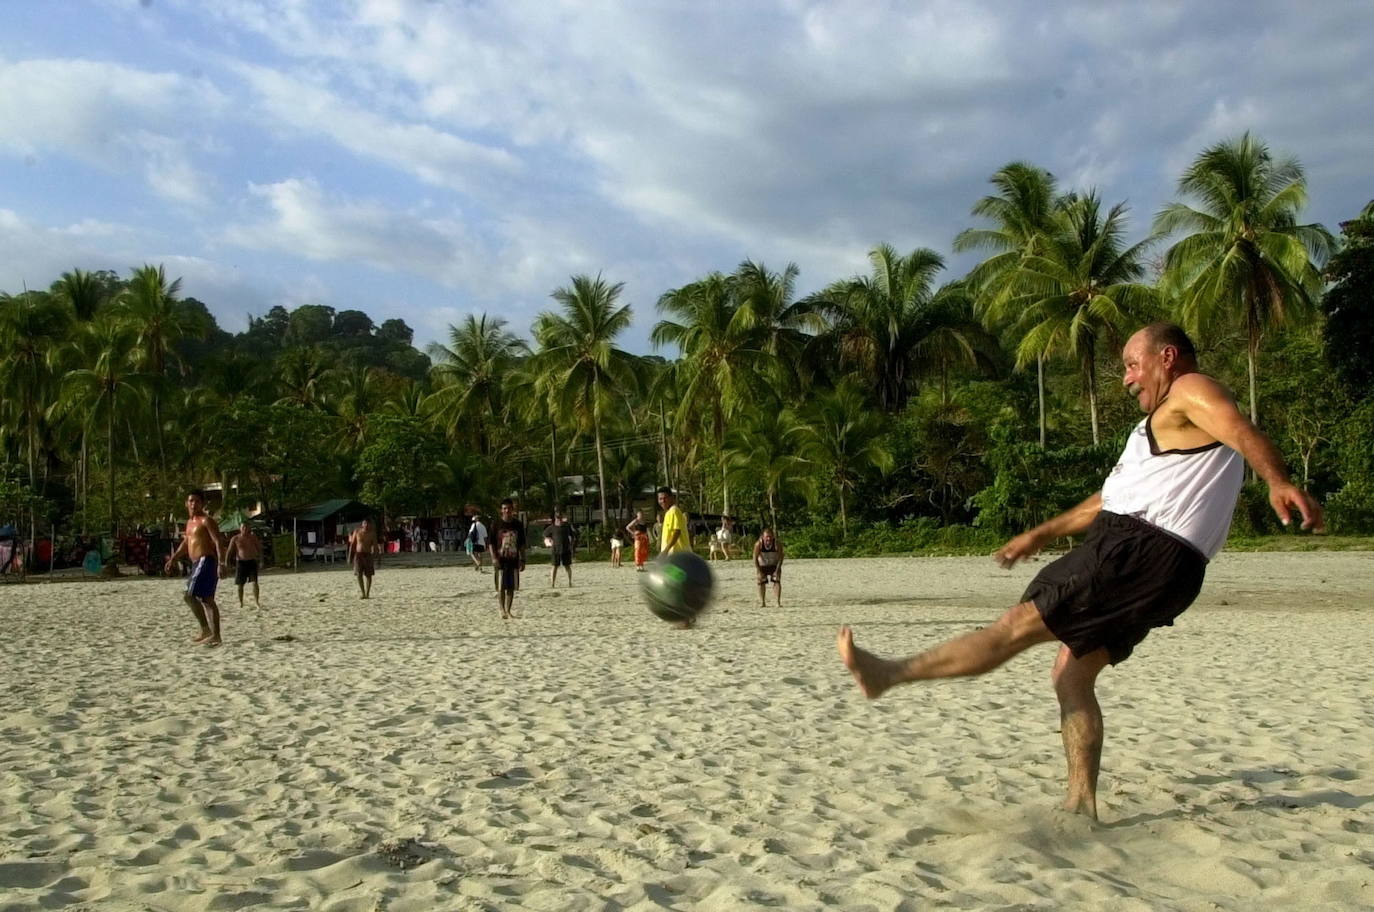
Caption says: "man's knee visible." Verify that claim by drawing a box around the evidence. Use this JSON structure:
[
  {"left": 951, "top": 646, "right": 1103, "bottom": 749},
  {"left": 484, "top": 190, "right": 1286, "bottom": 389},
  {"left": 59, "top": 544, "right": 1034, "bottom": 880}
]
[
  {"left": 1052, "top": 646, "right": 1109, "bottom": 700},
  {"left": 993, "top": 601, "right": 1055, "bottom": 649}
]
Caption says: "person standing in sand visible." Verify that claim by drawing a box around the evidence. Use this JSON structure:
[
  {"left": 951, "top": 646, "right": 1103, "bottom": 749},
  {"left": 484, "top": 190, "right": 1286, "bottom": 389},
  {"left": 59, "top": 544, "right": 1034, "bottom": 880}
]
[
  {"left": 490, "top": 498, "right": 526, "bottom": 619},
  {"left": 657, "top": 487, "right": 687, "bottom": 554},
  {"left": 226, "top": 522, "right": 263, "bottom": 609},
  {"left": 165, "top": 490, "right": 229, "bottom": 647},
  {"left": 626, "top": 510, "right": 651, "bottom": 571},
  {"left": 544, "top": 508, "right": 575, "bottom": 588},
  {"left": 753, "top": 528, "right": 784, "bottom": 607},
  {"left": 348, "top": 518, "right": 382, "bottom": 599},
  {"left": 838, "top": 323, "right": 1324, "bottom": 820}
]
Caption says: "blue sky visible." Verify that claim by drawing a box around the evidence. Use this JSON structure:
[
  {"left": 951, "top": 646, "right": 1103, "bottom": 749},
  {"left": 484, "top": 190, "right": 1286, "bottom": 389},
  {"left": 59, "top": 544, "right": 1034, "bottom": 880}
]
[{"left": 3, "top": 0, "right": 1372, "bottom": 354}]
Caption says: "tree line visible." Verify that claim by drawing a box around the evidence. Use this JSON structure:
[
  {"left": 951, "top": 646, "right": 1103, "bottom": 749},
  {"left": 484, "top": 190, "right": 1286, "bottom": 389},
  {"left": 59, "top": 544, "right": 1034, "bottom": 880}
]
[{"left": 3, "top": 132, "right": 1372, "bottom": 551}]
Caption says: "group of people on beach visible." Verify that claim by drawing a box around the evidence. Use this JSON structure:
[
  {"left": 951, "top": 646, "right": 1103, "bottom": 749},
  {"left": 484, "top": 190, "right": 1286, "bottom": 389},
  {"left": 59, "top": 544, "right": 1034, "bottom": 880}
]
[
  {"left": 164, "top": 322, "right": 1325, "bottom": 820},
  {"left": 168, "top": 482, "right": 789, "bottom": 644}
]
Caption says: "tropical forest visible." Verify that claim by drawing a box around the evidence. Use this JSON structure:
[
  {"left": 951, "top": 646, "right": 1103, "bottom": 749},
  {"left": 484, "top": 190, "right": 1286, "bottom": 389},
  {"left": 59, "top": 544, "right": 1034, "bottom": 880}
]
[{"left": 3, "top": 134, "right": 1372, "bottom": 559}]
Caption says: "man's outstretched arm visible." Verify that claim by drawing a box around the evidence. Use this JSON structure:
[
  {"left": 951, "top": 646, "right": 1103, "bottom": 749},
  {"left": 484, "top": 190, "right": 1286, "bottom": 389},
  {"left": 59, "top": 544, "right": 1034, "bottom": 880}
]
[
  {"left": 1170, "top": 373, "right": 1324, "bottom": 531},
  {"left": 994, "top": 492, "right": 1103, "bottom": 569}
]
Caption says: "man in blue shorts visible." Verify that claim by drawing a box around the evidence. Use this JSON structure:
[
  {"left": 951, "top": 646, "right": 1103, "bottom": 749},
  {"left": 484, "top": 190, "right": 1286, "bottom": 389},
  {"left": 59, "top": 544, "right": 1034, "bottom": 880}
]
[{"left": 165, "top": 490, "right": 229, "bottom": 647}]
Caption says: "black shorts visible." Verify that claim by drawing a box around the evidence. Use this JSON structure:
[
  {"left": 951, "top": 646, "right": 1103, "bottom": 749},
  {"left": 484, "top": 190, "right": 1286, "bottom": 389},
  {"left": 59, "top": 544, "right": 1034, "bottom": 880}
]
[
  {"left": 551, "top": 549, "right": 572, "bottom": 568},
  {"left": 234, "top": 559, "right": 259, "bottom": 585},
  {"left": 1023, "top": 512, "right": 1206, "bottom": 665},
  {"left": 757, "top": 564, "right": 781, "bottom": 584},
  {"left": 497, "top": 558, "right": 521, "bottom": 591}
]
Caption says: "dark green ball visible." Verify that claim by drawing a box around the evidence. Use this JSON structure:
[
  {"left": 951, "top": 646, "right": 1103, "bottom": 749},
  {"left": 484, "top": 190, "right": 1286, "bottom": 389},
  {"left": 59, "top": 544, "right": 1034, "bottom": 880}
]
[{"left": 641, "top": 551, "right": 714, "bottom": 622}]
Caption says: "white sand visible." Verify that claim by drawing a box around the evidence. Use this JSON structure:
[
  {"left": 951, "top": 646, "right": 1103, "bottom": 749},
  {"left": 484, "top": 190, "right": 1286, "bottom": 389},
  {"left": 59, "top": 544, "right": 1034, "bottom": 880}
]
[{"left": 1, "top": 551, "right": 1372, "bottom": 911}]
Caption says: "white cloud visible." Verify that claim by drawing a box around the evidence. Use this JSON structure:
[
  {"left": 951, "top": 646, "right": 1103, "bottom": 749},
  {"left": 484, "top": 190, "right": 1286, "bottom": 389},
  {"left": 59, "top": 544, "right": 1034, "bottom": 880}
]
[
  {"left": 234, "top": 63, "right": 520, "bottom": 195},
  {"left": 222, "top": 178, "right": 488, "bottom": 286},
  {"left": 0, "top": 56, "right": 223, "bottom": 206}
]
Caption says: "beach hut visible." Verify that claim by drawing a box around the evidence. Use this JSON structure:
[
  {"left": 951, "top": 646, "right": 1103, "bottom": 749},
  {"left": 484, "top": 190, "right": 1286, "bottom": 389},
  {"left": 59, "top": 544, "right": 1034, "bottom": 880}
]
[{"left": 278, "top": 499, "right": 377, "bottom": 561}]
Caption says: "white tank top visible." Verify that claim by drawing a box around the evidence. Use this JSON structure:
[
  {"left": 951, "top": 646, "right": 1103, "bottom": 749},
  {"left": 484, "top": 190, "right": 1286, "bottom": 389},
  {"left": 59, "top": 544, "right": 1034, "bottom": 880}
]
[{"left": 1100, "top": 411, "right": 1244, "bottom": 560}]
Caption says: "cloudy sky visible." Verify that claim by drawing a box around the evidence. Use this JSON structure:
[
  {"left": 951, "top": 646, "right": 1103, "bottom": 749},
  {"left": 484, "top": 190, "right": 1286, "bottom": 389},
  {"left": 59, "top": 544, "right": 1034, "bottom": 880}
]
[{"left": 3, "top": 0, "right": 1371, "bottom": 352}]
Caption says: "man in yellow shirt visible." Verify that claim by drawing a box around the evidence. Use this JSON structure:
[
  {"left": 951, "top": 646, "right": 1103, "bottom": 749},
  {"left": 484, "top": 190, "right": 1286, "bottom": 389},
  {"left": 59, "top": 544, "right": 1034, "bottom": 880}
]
[{"left": 657, "top": 487, "right": 688, "bottom": 553}]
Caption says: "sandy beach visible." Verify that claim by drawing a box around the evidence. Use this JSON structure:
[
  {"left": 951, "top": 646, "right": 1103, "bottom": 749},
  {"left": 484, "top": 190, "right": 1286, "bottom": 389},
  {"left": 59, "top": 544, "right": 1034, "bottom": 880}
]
[{"left": 1, "top": 551, "right": 1371, "bottom": 911}]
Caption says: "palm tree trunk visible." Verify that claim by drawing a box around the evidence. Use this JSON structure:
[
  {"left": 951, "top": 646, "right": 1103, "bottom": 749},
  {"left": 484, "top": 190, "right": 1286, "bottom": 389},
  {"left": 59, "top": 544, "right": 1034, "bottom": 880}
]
[
  {"left": 80, "top": 430, "right": 89, "bottom": 536},
  {"left": 768, "top": 488, "right": 777, "bottom": 534},
  {"left": 593, "top": 399, "right": 609, "bottom": 534},
  {"left": 27, "top": 412, "right": 37, "bottom": 548},
  {"left": 721, "top": 463, "right": 729, "bottom": 517},
  {"left": 548, "top": 422, "right": 559, "bottom": 515},
  {"left": 1247, "top": 338, "right": 1259, "bottom": 425},
  {"left": 659, "top": 410, "right": 671, "bottom": 488},
  {"left": 1086, "top": 353, "right": 1100, "bottom": 446},
  {"left": 1037, "top": 355, "right": 1046, "bottom": 448},
  {"left": 108, "top": 404, "right": 117, "bottom": 540},
  {"left": 839, "top": 486, "right": 848, "bottom": 539}
]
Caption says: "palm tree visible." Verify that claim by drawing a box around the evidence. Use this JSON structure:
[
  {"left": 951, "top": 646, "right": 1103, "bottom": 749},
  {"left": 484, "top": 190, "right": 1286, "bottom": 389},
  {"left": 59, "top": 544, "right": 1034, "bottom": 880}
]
[
  {"left": 51, "top": 318, "right": 151, "bottom": 537},
  {"left": 51, "top": 268, "right": 109, "bottom": 322},
  {"left": 332, "top": 365, "right": 380, "bottom": 448},
  {"left": 116, "top": 264, "right": 206, "bottom": 476},
  {"left": 955, "top": 162, "right": 1060, "bottom": 444},
  {"left": 654, "top": 272, "right": 773, "bottom": 514},
  {"left": 800, "top": 381, "right": 893, "bottom": 538},
  {"left": 732, "top": 260, "right": 822, "bottom": 392},
  {"left": 723, "top": 405, "right": 813, "bottom": 533},
  {"left": 275, "top": 347, "right": 331, "bottom": 410},
  {"left": 425, "top": 314, "right": 526, "bottom": 455},
  {"left": 533, "top": 274, "right": 639, "bottom": 531},
  {"left": 813, "top": 245, "right": 988, "bottom": 412},
  {"left": 383, "top": 378, "right": 427, "bottom": 419},
  {"left": 1154, "top": 132, "right": 1333, "bottom": 424},
  {"left": 0, "top": 290, "right": 71, "bottom": 539},
  {"left": 1006, "top": 192, "right": 1157, "bottom": 444}
]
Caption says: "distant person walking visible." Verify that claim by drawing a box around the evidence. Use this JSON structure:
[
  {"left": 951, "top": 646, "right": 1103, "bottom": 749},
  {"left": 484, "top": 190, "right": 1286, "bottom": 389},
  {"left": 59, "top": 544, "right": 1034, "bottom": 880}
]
[
  {"left": 709, "top": 515, "right": 736, "bottom": 561},
  {"left": 165, "top": 490, "right": 228, "bottom": 647},
  {"left": 544, "top": 508, "right": 575, "bottom": 587},
  {"left": 348, "top": 518, "right": 382, "bottom": 599},
  {"left": 466, "top": 513, "right": 488, "bottom": 572},
  {"left": 226, "top": 522, "right": 263, "bottom": 609}
]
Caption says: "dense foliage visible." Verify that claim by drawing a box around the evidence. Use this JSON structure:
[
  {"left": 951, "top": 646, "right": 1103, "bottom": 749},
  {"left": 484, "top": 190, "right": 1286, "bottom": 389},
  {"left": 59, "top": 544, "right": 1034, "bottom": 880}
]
[{"left": 3, "top": 134, "right": 1371, "bottom": 549}]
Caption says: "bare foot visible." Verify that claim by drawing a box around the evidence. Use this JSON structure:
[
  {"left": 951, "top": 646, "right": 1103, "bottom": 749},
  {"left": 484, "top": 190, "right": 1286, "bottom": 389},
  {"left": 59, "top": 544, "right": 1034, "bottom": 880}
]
[
  {"left": 203, "top": 637, "right": 222, "bottom": 648},
  {"left": 192, "top": 631, "right": 212, "bottom": 644},
  {"left": 837, "top": 626, "right": 895, "bottom": 699},
  {"left": 1061, "top": 797, "right": 1098, "bottom": 821}
]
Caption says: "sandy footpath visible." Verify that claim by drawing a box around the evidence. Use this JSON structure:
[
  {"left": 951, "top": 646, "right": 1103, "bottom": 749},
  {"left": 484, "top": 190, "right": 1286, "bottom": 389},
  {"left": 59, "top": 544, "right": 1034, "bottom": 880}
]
[{"left": 1, "top": 551, "right": 1371, "bottom": 911}]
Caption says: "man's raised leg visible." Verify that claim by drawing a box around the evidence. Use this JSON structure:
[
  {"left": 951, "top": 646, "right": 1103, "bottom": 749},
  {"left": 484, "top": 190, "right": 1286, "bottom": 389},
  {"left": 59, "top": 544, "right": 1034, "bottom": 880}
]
[
  {"left": 1052, "top": 645, "right": 1109, "bottom": 820},
  {"left": 838, "top": 601, "right": 1057, "bottom": 698}
]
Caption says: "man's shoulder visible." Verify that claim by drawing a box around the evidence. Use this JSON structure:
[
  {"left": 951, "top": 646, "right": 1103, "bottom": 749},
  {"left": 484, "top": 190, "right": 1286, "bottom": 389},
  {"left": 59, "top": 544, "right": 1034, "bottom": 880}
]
[{"left": 1168, "top": 371, "right": 1232, "bottom": 402}]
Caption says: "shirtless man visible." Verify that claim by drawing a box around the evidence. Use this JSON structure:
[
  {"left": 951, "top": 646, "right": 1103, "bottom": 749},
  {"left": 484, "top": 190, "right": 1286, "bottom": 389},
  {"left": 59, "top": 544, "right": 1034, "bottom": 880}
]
[
  {"left": 838, "top": 323, "right": 1323, "bottom": 820},
  {"left": 348, "top": 518, "right": 382, "bottom": 599},
  {"left": 165, "top": 490, "right": 229, "bottom": 647},
  {"left": 226, "top": 522, "right": 262, "bottom": 608}
]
